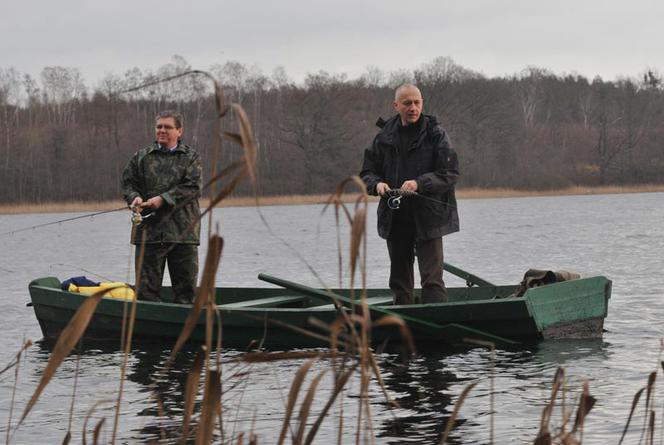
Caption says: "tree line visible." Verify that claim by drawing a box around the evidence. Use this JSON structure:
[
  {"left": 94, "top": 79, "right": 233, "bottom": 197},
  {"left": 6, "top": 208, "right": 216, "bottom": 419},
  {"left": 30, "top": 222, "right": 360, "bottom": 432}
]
[{"left": 0, "top": 55, "right": 663, "bottom": 204}]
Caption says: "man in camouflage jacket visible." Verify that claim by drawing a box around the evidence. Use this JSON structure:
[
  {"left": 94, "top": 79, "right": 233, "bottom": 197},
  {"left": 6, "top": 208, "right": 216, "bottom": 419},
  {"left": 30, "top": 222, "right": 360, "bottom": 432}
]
[{"left": 121, "top": 110, "right": 202, "bottom": 303}]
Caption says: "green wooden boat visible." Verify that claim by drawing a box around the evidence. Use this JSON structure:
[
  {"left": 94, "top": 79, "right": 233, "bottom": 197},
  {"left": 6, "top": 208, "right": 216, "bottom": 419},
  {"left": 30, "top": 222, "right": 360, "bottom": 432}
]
[{"left": 28, "top": 267, "right": 611, "bottom": 349}]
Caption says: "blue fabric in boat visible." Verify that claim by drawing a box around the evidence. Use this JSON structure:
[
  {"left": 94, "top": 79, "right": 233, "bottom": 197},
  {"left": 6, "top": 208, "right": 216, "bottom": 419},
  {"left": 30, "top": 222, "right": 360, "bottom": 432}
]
[{"left": 61, "top": 276, "right": 100, "bottom": 291}]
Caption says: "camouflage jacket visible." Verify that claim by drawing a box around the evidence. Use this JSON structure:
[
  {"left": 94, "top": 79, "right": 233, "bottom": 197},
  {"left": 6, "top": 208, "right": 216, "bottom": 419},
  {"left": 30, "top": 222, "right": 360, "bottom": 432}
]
[{"left": 121, "top": 141, "right": 202, "bottom": 245}]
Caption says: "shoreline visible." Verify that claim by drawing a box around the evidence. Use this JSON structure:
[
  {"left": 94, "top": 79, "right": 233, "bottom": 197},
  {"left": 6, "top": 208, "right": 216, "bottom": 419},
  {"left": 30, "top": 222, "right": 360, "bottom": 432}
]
[{"left": 1, "top": 184, "right": 663, "bottom": 214}]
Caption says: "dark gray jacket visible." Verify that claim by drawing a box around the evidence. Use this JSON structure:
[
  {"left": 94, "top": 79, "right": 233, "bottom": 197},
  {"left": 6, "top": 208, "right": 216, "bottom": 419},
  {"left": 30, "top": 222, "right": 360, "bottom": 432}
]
[{"left": 360, "top": 114, "right": 459, "bottom": 241}]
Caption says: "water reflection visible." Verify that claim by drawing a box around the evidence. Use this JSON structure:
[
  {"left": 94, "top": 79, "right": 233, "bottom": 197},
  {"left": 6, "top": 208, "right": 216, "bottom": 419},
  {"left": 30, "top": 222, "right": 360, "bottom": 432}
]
[
  {"left": 126, "top": 346, "right": 199, "bottom": 443},
  {"left": 372, "top": 352, "right": 458, "bottom": 444},
  {"left": 530, "top": 338, "right": 612, "bottom": 367},
  {"left": 27, "top": 332, "right": 615, "bottom": 443},
  {"left": 32, "top": 340, "right": 198, "bottom": 443}
]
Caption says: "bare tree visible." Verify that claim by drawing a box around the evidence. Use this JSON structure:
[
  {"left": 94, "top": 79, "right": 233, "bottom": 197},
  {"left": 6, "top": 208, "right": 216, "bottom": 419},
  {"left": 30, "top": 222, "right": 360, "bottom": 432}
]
[
  {"left": 513, "top": 67, "right": 553, "bottom": 129},
  {"left": 589, "top": 77, "right": 656, "bottom": 184},
  {"left": 2, "top": 56, "right": 664, "bottom": 204}
]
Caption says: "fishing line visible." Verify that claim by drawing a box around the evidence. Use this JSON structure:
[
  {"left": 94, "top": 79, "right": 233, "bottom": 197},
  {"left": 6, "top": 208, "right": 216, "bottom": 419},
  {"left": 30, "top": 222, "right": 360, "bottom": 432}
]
[
  {"left": 0, "top": 207, "right": 128, "bottom": 237},
  {"left": 50, "top": 263, "right": 116, "bottom": 283},
  {"left": 384, "top": 189, "right": 457, "bottom": 210}
]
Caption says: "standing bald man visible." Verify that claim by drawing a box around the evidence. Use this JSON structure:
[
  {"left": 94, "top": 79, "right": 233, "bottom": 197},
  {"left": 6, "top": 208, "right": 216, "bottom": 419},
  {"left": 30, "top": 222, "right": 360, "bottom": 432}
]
[{"left": 360, "top": 84, "right": 459, "bottom": 305}]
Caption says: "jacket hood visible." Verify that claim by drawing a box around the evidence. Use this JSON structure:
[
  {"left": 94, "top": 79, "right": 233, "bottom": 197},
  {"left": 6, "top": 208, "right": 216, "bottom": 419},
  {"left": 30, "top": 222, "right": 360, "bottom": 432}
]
[
  {"left": 375, "top": 114, "right": 439, "bottom": 129},
  {"left": 375, "top": 114, "right": 440, "bottom": 145}
]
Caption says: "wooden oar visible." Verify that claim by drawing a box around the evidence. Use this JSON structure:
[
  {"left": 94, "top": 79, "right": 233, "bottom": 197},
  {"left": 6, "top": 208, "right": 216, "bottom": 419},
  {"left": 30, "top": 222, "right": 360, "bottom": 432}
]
[
  {"left": 443, "top": 262, "right": 496, "bottom": 287},
  {"left": 257, "top": 273, "right": 517, "bottom": 347}
]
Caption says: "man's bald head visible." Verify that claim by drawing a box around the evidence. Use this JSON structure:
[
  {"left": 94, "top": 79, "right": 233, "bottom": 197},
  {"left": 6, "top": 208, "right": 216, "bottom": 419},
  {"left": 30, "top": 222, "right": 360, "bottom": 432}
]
[
  {"left": 393, "top": 84, "right": 424, "bottom": 126},
  {"left": 394, "top": 83, "right": 422, "bottom": 101}
]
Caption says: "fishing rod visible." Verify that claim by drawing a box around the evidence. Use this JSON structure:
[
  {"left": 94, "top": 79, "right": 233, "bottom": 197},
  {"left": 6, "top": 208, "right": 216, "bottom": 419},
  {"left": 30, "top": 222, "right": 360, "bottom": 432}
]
[
  {"left": 0, "top": 206, "right": 130, "bottom": 237},
  {"left": 384, "top": 188, "right": 457, "bottom": 210}
]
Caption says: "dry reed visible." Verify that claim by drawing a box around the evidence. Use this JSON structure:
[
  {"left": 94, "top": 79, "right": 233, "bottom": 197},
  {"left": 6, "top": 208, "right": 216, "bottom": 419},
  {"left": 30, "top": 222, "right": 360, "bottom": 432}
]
[
  {"left": 530, "top": 367, "right": 599, "bottom": 445},
  {"left": 619, "top": 387, "right": 645, "bottom": 444},
  {"left": 618, "top": 364, "right": 660, "bottom": 445},
  {"left": 4, "top": 339, "right": 32, "bottom": 444},
  {"left": 111, "top": 231, "right": 145, "bottom": 444},
  {"left": 181, "top": 347, "right": 206, "bottom": 443},
  {"left": 82, "top": 399, "right": 114, "bottom": 445},
  {"left": 8, "top": 68, "right": 262, "bottom": 444},
  {"left": 16, "top": 284, "right": 128, "bottom": 429},
  {"left": 277, "top": 357, "right": 319, "bottom": 445},
  {"left": 440, "top": 381, "right": 479, "bottom": 444},
  {"left": 294, "top": 367, "right": 329, "bottom": 443},
  {"left": 196, "top": 369, "right": 222, "bottom": 444}
]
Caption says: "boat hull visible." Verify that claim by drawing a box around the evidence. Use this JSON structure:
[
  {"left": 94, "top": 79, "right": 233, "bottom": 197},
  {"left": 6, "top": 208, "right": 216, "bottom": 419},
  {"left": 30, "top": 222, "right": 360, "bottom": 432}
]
[{"left": 28, "top": 275, "right": 611, "bottom": 349}]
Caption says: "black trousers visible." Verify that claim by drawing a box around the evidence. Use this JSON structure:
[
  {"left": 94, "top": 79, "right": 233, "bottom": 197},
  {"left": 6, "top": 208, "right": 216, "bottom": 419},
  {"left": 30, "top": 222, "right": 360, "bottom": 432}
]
[
  {"left": 135, "top": 243, "right": 198, "bottom": 304},
  {"left": 386, "top": 231, "right": 447, "bottom": 305}
]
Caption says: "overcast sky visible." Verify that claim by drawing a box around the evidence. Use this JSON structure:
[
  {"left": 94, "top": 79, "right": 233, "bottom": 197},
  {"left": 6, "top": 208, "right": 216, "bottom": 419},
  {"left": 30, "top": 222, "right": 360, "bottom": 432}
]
[{"left": 2, "top": 0, "right": 663, "bottom": 86}]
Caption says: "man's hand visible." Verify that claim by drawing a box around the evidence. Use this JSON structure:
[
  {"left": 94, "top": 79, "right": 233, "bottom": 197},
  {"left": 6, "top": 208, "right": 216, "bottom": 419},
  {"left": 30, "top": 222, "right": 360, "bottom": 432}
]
[
  {"left": 130, "top": 196, "right": 143, "bottom": 210},
  {"left": 145, "top": 196, "right": 164, "bottom": 210},
  {"left": 376, "top": 182, "right": 390, "bottom": 196},
  {"left": 400, "top": 180, "right": 418, "bottom": 192}
]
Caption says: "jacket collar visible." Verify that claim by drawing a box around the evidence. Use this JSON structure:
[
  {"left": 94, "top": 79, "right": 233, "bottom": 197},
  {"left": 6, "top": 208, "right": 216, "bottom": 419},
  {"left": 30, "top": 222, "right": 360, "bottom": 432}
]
[
  {"left": 376, "top": 114, "right": 437, "bottom": 147},
  {"left": 147, "top": 140, "right": 187, "bottom": 154}
]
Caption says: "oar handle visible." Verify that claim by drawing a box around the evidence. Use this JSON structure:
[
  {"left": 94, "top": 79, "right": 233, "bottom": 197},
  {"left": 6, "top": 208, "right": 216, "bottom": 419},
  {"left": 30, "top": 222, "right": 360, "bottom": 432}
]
[{"left": 443, "top": 262, "right": 496, "bottom": 287}]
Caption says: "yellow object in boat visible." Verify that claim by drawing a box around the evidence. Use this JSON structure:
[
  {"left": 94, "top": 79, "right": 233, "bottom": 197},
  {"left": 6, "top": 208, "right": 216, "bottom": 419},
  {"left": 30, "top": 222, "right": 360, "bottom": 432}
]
[{"left": 68, "top": 282, "right": 136, "bottom": 300}]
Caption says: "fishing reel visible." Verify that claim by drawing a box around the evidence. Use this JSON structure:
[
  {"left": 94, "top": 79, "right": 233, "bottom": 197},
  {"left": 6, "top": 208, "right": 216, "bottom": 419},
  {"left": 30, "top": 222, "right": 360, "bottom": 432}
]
[
  {"left": 130, "top": 206, "right": 154, "bottom": 226},
  {"left": 385, "top": 189, "right": 415, "bottom": 210}
]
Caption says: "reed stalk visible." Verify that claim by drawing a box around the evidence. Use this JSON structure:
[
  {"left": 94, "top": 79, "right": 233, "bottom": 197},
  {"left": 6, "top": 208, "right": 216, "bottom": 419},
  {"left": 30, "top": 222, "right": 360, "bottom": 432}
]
[
  {"left": 64, "top": 348, "right": 82, "bottom": 443},
  {"left": 16, "top": 283, "right": 128, "bottom": 431},
  {"left": 111, "top": 232, "right": 145, "bottom": 444},
  {"left": 5, "top": 339, "right": 32, "bottom": 444},
  {"left": 82, "top": 400, "right": 114, "bottom": 445}
]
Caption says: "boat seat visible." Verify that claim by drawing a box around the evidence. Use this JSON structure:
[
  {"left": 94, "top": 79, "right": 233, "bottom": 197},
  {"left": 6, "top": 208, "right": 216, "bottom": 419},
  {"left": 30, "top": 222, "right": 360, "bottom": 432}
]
[
  {"left": 218, "top": 295, "right": 309, "bottom": 309},
  {"left": 312, "top": 295, "right": 393, "bottom": 309},
  {"left": 361, "top": 296, "right": 393, "bottom": 305}
]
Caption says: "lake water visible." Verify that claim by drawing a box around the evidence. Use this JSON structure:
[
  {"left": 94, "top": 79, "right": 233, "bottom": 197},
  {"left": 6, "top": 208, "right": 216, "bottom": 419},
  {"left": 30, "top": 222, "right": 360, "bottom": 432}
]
[{"left": 1, "top": 192, "right": 663, "bottom": 444}]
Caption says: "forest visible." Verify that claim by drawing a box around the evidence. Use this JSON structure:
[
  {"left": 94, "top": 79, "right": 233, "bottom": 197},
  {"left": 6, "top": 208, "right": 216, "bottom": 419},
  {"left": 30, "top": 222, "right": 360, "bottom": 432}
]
[{"left": 0, "top": 55, "right": 663, "bottom": 204}]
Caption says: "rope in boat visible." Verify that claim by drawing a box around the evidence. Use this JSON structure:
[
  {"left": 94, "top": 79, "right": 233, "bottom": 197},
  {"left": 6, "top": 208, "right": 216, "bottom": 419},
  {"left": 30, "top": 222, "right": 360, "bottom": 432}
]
[
  {"left": 0, "top": 206, "right": 129, "bottom": 237},
  {"left": 384, "top": 188, "right": 457, "bottom": 210}
]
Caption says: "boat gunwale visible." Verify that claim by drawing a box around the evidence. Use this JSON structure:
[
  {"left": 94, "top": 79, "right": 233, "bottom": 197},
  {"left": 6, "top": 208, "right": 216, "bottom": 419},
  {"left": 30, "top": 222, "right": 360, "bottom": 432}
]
[
  {"left": 29, "top": 275, "right": 613, "bottom": 313},
  {"left": 27, "top": 275, "right": 612, "bottom": 345},
  {"left": 28, "top": 283, "right": 532, "bottom": 312}
]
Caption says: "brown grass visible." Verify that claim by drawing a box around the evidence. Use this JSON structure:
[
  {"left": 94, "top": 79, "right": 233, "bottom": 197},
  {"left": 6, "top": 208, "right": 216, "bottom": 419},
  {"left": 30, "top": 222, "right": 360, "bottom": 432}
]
[{"left": 3, "top": 184, "right": 664, "bottom": 214}]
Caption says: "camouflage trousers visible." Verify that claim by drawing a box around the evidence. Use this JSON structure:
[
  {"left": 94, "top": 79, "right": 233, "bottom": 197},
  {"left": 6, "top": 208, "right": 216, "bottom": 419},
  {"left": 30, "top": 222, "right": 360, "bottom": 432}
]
[{"left": 135, "top": 243, "right": 198, "bottom": 304}]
